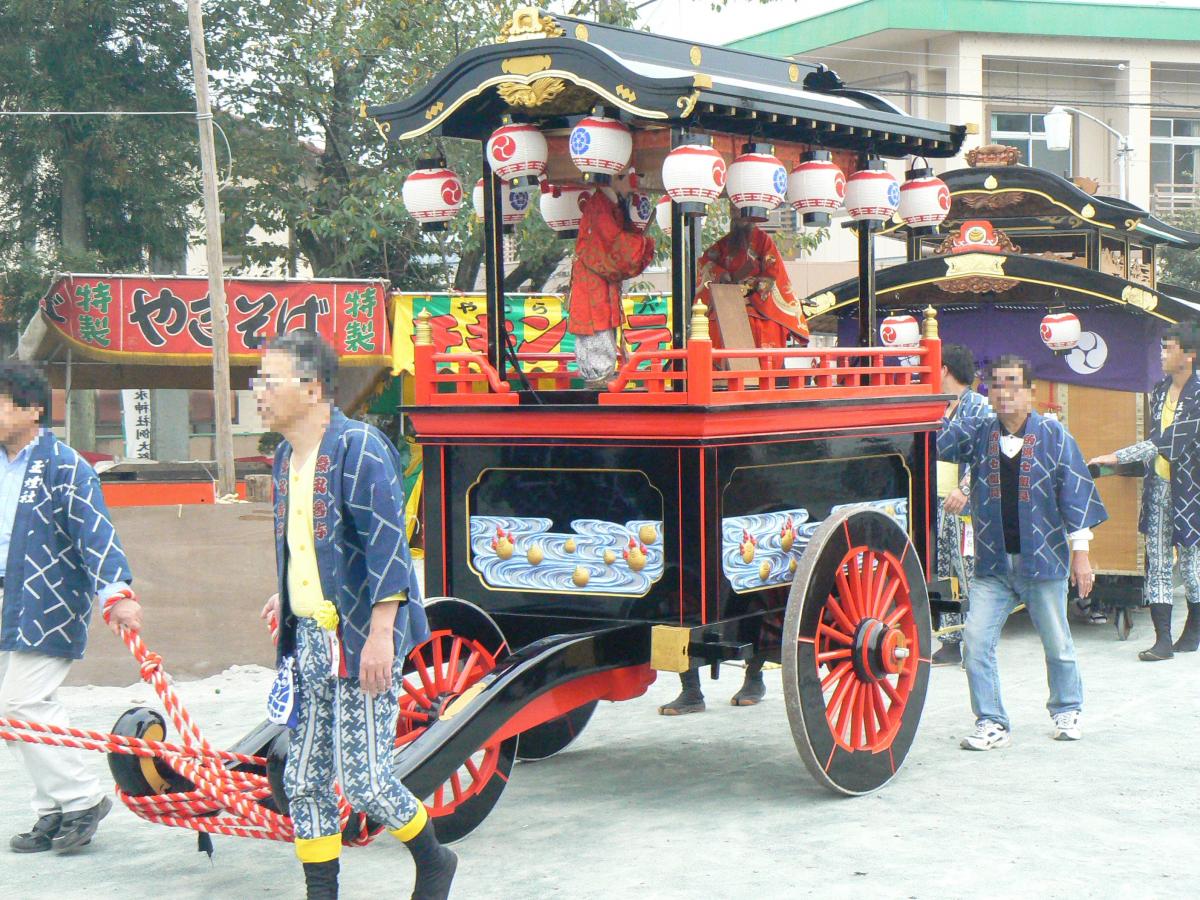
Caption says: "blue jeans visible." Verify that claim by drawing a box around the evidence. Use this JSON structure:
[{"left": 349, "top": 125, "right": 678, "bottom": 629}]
[{"left": 964, "top": 554, "right": 1083, "bottom": 730}]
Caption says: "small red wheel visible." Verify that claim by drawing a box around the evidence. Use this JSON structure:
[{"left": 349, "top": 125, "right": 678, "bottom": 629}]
[
  {"left": 783, "top": 507, "right": 931, "bottom": 795},
  {"left": 396, "top": 598, "right": 516, "bottom": 842}
]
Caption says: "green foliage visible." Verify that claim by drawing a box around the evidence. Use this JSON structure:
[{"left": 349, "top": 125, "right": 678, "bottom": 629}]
[{"left": 1159, "top": 208, "right": 1200, "bottom": 293}]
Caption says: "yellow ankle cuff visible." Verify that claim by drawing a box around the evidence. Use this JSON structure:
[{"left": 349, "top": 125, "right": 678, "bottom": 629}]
[
  {"left": 295, "top": 833, "right": 343, "bottom": 863},
  {"left": 390, "top": 803, "right": 429, "bottom": 843}
]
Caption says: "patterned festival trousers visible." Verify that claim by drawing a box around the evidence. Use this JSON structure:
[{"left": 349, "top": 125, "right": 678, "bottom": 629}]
[
  {"left": 284, "top": 618, "right": 420, "bottom": 846},
  {"left": 935, "top": 506, "right": 974, "bottom": 645},
  {"left": 1143, "top": 475, "right": 1200, "bottom": 606}
]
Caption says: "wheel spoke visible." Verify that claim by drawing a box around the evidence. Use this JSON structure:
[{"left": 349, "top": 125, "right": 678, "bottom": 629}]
[
  {"left": 880, "top": 677, "right": 903, "bottom": 705},
  {"left": 820, "top": 661, "right": 852, "bottom": 691},
  {"left": 825, "top": 594, "right": 858, "bottom": 635},
  {"left": 817, "top": 620, "right": 853, "bottom": 647},
  {"left": 874, "top": 573, "right": 901, "bottom": 621},
  {"left": 401, "top": 677, "right": 430, "bottom": 707},
  {"left": 446, "top": 637, "right": 464, "bottom": 691},
  {"left": 464, "top": 756, "right": 482, "bottom": 782},
  {"left": 433, "top": 785, "right": 444, "bottom": 809},
  {"left": 826, "top": 668, "right": 857, "bottom": 724},
  {"left": 836, "top": 564, "right": 860, "bottom": 621},
  {"left": 870, "top": 681, "right": 889, "bottom": 728},
  {"left": 413, "top": 652, "right": 438, "bottom": 698},
  {"left": 395, "top": 728, "right": 423, "bottom": 747},
  {"left": 452, "top": 649, "right": 482, "bottom": 694},
  {"left": 431, "top": 635, "right": 447, "bottom": 692},
  {"left": 862, "top": 685, "right": 878, "bottom": 746},
  {"left": 884, "top": 603, "right": 908, "bottom": 628},
  {"left": 816, "top": 648, "right": 851, "bottom": 664},
  {"left": 860, "top": 551, "right": 876, "bottom": 623},
  {"left": 836, "top": 681, "right": 860, "bottom": 742},
  {"left": 397, "top": 708, "right": 430, "bottom": 723},
  {"left": 450, "top": 772, "right": 465, "bottom": 803}
]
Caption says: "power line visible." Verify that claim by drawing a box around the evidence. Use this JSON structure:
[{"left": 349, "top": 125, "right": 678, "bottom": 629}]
[
  {"left": 866, "top": 85, "right": 1200, "bottom": 113},
  {"left": 0, "top": 110, "right": 194, "bottom": 116}
]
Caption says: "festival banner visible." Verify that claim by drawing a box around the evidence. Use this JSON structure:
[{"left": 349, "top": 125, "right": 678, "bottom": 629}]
[
  {"left": 391, "top": 292, "right": 673, "bottom": 375},
  {"left": 121, "top": 389, "right": 153, "bottom": 459},
  {"left": 40, "top": 274, "right": 391, "bottom": 365}
]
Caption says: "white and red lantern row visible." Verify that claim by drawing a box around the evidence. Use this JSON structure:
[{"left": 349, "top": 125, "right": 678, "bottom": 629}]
[
  {"left": 1041, "top": 312, "right": 1081, "bottom": 353},
  {"left": 898, "top": 167, "right": 950, "bottom": 228},
  {"left": 539, "top": 184, "right": 591, "bottom": 238},
  {"left": 880, "top": 314, "right": 920, "bottom": 347},
  {"left": 662, "top": 143, "right": 726, "bottom": 216},
  {"left": 845, "top": 162, "right": 900, "bottom": 223},
  {"left": 569, "top": 115, "right": 633, "bottom": 183},
  {"left": 726, "top": 149, "right": 787, "bottom": 221},
  {"left": 788, "top": 151, "right": 845, "bottom": 226},
  {"left": 401, "top": 165, "right": 463, "bottom": 230},
  {"left": 486, "top": 122, "right": 547, "bottom": 189}
]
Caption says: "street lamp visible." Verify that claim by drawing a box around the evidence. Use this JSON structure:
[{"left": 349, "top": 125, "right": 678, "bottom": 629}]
[{"left": 1044, "top": 105, "right": 1132, "bottom": 201}]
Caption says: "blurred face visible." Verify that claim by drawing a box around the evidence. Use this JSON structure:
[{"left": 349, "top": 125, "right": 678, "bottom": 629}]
[
  {"left": 987, "top": 366, "right": 1033, "bottom": 419},
  {"left": 1162, "top": 339, "right": 1194, "bottom": 377},
  {"left": 0, "top": 392, "right": 42, "bottom": 449},
  {"left": 252, "top": 350, "right": 322, "bottom": 432}
]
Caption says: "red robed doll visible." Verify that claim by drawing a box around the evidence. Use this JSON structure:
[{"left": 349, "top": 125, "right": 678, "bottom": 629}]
[
  {"left": 567, "top": 190, "right": 656, "bottom": 337},
  {"left": 695, "top": 221, "right": 809, "bottom": 348}
]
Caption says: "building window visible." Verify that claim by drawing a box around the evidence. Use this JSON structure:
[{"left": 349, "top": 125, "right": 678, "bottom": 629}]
[
  {"left": 1151, "top": 117, "right": 1200, "bottom": 194},
  {"left": 990, "top": 112, "right": 1072, "bottom": 177}
]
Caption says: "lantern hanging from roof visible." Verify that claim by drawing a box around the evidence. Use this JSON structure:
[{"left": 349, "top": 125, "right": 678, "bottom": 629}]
[
  {"left": 539, "top": 184, "right": 592, "bottom": 239},
  {"left": 401, "top": 159, "right": 463, "bottom": 231},
  {"left": 471, "top": 177, "right": 532, "bottom": 232},
  {"left": 569, "top": 115, "right": 633, "bottom": 184},
  {"left": 655, "top": 195, "right": 673, "bottom": 235},
  {"left": 787, "top": 150, "right": 845, "bottom": 227},
  {"left": 486, "top": 122, "right": 548, "bottom": 191},
  {"left": 726, "top": 144, "right": 787, "bottom": 222},
  {"left": 898, "top": 164, "right": 951, "bottom": 230},
  {"left": 472, "top": 178, "right": 485, "bottom": 222},
  {"left": 880, "top": 314, "right": 920, "bottom": 348},
  {"left": 1041, "top": 312, "right": 1081, "bottom": 354},
  {"left": 845, "top": 158, "right": 900, "bottom": 224},
  {"left": 662, "top": 141, "right": 726, "bottom": 216},
  {"left": 627, "top": 191, "right": 654, "bottom": 232}
]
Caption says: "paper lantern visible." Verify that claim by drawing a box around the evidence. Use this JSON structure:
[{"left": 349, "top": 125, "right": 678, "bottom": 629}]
[
  {"left": 726, "top": 146, "right": 787, "bottom": 221},
  {"left": 880, "top": 314, "right": 920, "bottom": 348},
  {"left": 401, "top": 164, "right": 463, "bottom": 231},
  {"left": 472, "top": 178, "right": 485, "bottom": 222},
  {"left": 788, "top": 151, "right": 845, "bottom": 226},
  {"left": 845, "top": 161, "right": 900, "bottom": 223},
  {"left": 899, "top": 167, "right": 951, "bottom": 229},
  {"left": 501, "top": 182, "right": 531, "bottom": 228},
  {"left": 662, "top": 143, "right": 726, "bottom": 216},
  {"left": 655, "top": 195, "right": 673, "bottom": 235},
  {"left": 569, "top": 115, "right": 633, "bottom": 184},
  {"left": 486, "top": 122, "right": 548, "bottom": 190},
  {"left": 627, "top": 191, "right": 654, "bottom": 232},
  {"left": 1041, "top": 312, "right": 1081, "bottom": 354},
  {"left": 539, "top": 184, "right": 591, "bottom": 239}
]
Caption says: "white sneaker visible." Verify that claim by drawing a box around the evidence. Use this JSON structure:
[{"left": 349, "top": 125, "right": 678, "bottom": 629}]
[
  {"left": 1052, "top": 711, "right": 1082, "bottom": 741},
  {"left": 960, "top": 720, "right": 1011, "bottom": 751}
]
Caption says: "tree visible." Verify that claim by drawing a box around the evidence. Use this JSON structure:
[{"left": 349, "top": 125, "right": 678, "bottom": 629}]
[{"left": 1159, "top": 208, "right": 1200, "bottom": 294}]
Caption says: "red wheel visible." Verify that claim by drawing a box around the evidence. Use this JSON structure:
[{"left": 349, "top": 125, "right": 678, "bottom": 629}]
[
  {"left": 783, "top": 507, "right": 931, "bottom": 795},
  {"left": 396, "top": 598, "right": 516, "bottom": 842}
]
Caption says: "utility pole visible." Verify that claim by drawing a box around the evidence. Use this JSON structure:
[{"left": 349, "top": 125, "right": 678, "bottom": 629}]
[{"left": 186, "top": 0, "right": 236, "bottom": 497}]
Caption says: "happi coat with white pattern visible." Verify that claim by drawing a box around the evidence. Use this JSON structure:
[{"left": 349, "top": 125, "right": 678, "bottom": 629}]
[
  {"left": 0, "top": 430, "right": 132, "bottom": 659},
  {"left": 937, "top": 411, "right": 1108, "bottom": 581},
  {"left": 272, "top": 409, "right": 428, "bottom": 675}
]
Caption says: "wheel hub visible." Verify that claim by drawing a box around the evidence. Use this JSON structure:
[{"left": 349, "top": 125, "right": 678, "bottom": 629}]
[{"left": 851, "top": 618, "right": 910, "bottom": 682}]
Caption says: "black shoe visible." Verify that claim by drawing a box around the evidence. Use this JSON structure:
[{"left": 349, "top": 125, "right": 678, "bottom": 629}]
[
  {"left": 50, "top": 797, "right": 111, "bottom": 853},
  {"left": 303, "top": 858, "right": 340, "bottom": 900},
  {"left": 658, "top": 669, "right": 705, "bottom": 715},
  {"left": 931, "top": 642, "right": 963, "bottom": 667},
  {"left": 10, "top": 813, "right": 62, "bottom": 853},
  {"left": 731, "top": 659, "right": 766, "bottom": 706},
  {"left": 406, "top": 817, "right": 457, "bottom": 900},
  {"left": 1174, "top": 603, "right": 1200, "bottom": 653},
  {"left": 1139, "top": 604, "right": 1175, "bottom": 661}
]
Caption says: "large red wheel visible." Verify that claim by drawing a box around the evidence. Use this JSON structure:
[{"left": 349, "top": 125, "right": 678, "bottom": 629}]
[
  {"left": 396, "top": 598, "right": 517, "bottom": 842},
  {"left": 783, "top": 507, "right": 931, "bottom": 795}
]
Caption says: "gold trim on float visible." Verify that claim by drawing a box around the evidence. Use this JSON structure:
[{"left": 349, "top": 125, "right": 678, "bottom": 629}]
[
  {"left": 677, "top": 90, "right": 700, "bottom": 117},
  {"left": 501, "top": 55, "right": 552, "bottom": 76},
  {"left": 651, "top": 625, "right": 692, "bottom": 672},
  {"left": 955, "top": 188, "right": 1117, "bottom": 231},
  {"left": 690, "top": 45, "right": 702, "bottom": 65},
  {"left": 693, "top": 74, "right": 712, "bottom": 89},
  {"left": 424, "top": 102, "right": 444, "bottom": 120},
  {"left": 945, "top": 253, "right": 1007, "bottom": 278},
  {"left": 615, "top": 83, "right": 637, "bottom": 102},
  {"left": 788, "top": 64, "right": 800, "bottom": 83},
  {"left": 983, "top": 175, "right": 998, "bottom": 189},
  {"left": 497, "top": 6, "right": 564, "bottom": 42},
  {"left": 574, "top": 23, "right": 589, "bottom": 41},
  {"left": 1122, "top": 284, "right": 1157, "bottom": 311},
  {"left": 498, "top": 77, "right": 567, "bottom": 108}
]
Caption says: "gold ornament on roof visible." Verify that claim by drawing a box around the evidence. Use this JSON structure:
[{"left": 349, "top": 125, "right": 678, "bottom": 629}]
[
  {"left": 501, "top": 55, "right": 552, "bottom": 76},
  {"left": 497, "top": 77, "right": 566, "bottom": 108},
  {"left": 498, "top": 6, "right": 564, "bottom": 43}
]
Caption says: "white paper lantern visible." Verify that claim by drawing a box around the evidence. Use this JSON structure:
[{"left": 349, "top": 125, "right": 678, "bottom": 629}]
[
  {"left": 727, "top": 148, "right": 787, "bottom": 221},
  {"left": 569, "top": 115, "right": 633, "bottom": 183},
  {"left": 655, "top": 195, "right": 673, "bottom": 235},
  {"left": 880, "top": 314, "right": 920, "bottom": 347},
  {"left": 846, "top": 163, "right": 900, "bottom": 223},
  {"left": 1041, "top": 312, "right": 1081, "bottom": 354},
  {"left": 662, "top": 143, "right": 727, "bottom": 216},
  {"left": 539, "top": 184, "right": 591, "bottom": 238},
  {"left": 472, "top": 178, "right": 485, "bottom": 222},
  {"left": 502, "top": 182, "right": 531, "bottom": 228},
  {"left": 627, "top": 191, "right": 654, "bottom": 232},
  {"left": 486, "top": 123, "right": 548, "bottom": 190},
  {"left": 899, "top": 167, "right": 951, "bottom": 228},
  {"left": 788, "top": 151, "right": 845, "bottom": 226},
  {"left": 401, "top": 165, "right": 463, "bottom": 231}
]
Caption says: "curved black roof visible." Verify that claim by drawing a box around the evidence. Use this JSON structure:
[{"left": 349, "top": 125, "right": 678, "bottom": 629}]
[{"left": 367, "top": 7, "right": 965, "bottom": 158}]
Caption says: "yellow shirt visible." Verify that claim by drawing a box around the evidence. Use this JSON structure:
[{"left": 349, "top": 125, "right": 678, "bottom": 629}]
[
  {"left": 1157, "top": 393, "right": 1178, "bottom": 481},
  {"left": 286, "top": 448, "right": 325, "bottom": 618}
]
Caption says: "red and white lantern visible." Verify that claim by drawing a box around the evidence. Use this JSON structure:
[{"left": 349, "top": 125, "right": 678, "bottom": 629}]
[
  {"left": 472, "top": 178, "right": 486, "bottom": 222},
  {"left": 899, "top": 166, "right": 951, "bottom": 229},
  {"left": 501, "top": 182, "right": 531, "bottom": 229},
  {"left": 845, "top": 160, "right": 900, "bottom": 223},
  {"left": 401, "top": 163, "right": 463, "bottom": 231},
  {"left": 726, "top": 145, "right": 787, "bottom": 221},
  {"left": 539, "top": 184, "right": 591, "bottom": 239},
  {"left": 1041, "top": 312, "right": 1081, "bottom": 354},
  {"left": 569, "top": 115, "right": 633, "bottom": 184},
  {"left": 788, "top": 150, "right": 845, "bottom": 226},
  {"left": 627, "top": 192, "right": 654, "bottom": 232},
  {"left": 662, "top": 143, "right": 727, "bottom": 216},
  {"left": 486, "top": 122, "right": 548, "bottom": 190},
  {"left": 880, "top": 314, "right": 920, "bottom": 348},
  {"left": 655, "top": 195, "right": 673, "bottom": 235}
]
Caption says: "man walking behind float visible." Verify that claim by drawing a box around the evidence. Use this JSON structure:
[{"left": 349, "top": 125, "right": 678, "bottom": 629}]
[
  {"left": 1090, "top": 324, "right": 1200, "bottom": 661},
  {"left": 256, "top": 331, "right": 454, "bottom": 900},
  {"left": 0, "top": 361, "right": 141, "bottom": 854},
  {"left": 938, "top": 355, "right": 1106, "bottom": 750}
]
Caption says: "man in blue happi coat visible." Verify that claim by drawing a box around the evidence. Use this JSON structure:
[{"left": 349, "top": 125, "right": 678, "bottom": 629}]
[
  {"left": 938, "top": 354, "right": 1107, "bottom": 750},
  {"left": 1091, "top": 323, "right": 1200, "bottom": 660},
  {"left": 256, "top": 331, "right": 454, "bottom": 900},
  {"left": 0, "top": 362, "right": 140, "bottom": 853}
]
